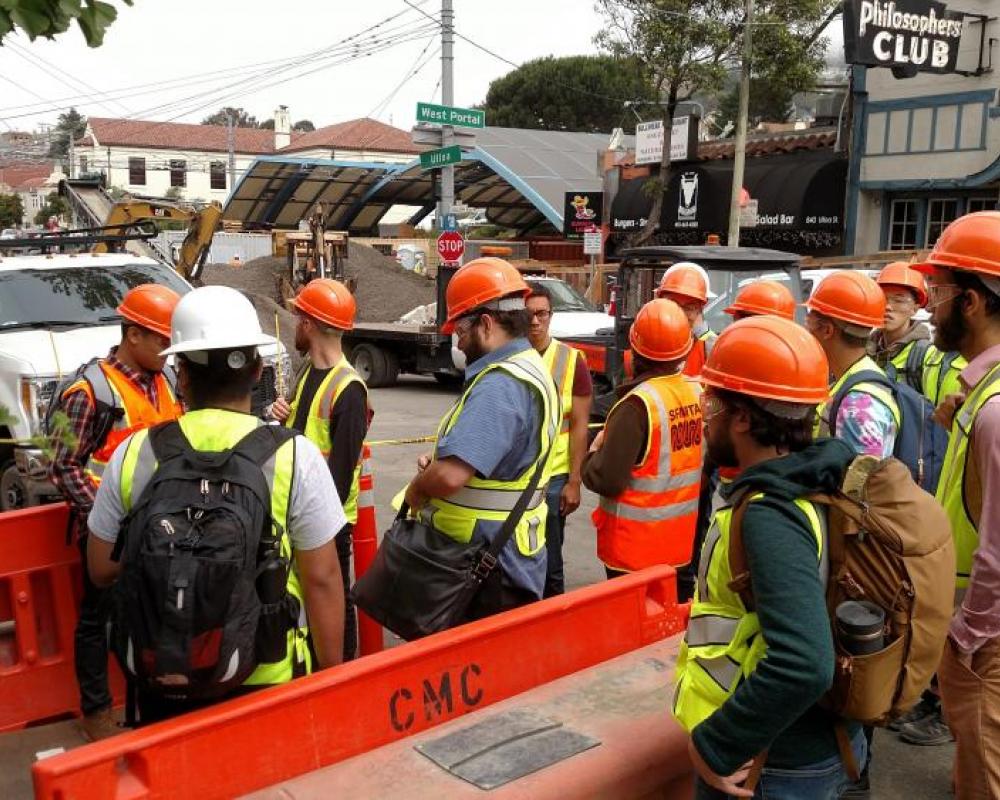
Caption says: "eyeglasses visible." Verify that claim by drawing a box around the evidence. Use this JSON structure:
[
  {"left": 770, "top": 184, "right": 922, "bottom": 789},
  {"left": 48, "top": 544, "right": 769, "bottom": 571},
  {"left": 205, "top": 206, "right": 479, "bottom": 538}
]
[
  {"left": 926, "top": 283, "right": 962, "bottom": 309},
  {"left": 700, "top": 392, "right": 727, "bottom": 421},
  {"left": 528, "top": 310, "right": 552, "bottom": 321},
  {"left": 884, "top": 295, "right": 916, "bottom": 310}
]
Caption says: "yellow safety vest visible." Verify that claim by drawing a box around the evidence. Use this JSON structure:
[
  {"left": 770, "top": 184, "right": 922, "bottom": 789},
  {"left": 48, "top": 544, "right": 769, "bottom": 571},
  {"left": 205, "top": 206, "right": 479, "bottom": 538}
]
[
  {"left": 885, "top": 340, "right": 965, "bottom": 407},
  {"left": 937, "top": 363, "right": 1000, "bottom": 589},
  {"left": 540, "top": 339, "right": 577, "bottom": 478},
  {"left": 422, "top": 346, "right": 559, "bottom": 556},
  {"left": 815, "top": 355, "right": 900, "bottom": 439},
  {"left": 673, "top": 493, "right": 826, "bottom": 732},
  {"left": 119, "top": 408, "right": 311, "bottom": 685},
  {"left": 286, "top": 356, "right": 368, "bottom": 523}
]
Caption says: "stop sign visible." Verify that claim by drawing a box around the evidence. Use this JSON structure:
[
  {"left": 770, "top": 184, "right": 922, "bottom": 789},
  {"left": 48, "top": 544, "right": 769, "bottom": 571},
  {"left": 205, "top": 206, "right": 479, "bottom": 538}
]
[{"left": 437, "top": 231, "right": 465, "bottom": 264}]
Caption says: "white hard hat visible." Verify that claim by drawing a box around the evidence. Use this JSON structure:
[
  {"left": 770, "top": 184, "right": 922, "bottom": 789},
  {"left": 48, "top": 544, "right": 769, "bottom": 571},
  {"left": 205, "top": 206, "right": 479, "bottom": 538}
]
[
  {"left": 664, "top": 261, "right": 718, "bottom": 299},
  {"left": 161, "top": 285, "right": 275, "bottom": 356}
]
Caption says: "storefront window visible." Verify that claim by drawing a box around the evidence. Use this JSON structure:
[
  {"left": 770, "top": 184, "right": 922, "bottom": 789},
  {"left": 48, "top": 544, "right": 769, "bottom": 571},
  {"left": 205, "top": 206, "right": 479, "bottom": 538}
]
[
  {"left": 926, "top": 199, "right": 959, "bottom": 247},
  {"left": 968, "top": 197, "right": 999, "bottom": 213},
  {"left": 889, "top": 199, "right": 919, "bottom": 250}
]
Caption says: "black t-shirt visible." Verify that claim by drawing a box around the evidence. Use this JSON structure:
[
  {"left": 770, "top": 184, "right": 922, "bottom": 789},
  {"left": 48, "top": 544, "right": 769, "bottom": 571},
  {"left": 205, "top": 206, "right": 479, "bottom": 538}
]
[{"left": 290, "top": 367, "right": 368, "bottom": 508}]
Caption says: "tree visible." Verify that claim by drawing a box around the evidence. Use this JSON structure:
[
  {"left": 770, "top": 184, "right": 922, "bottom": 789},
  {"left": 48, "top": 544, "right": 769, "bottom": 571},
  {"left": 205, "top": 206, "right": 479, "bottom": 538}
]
[
  {"left": 716, "top": 78, "right": 798, "bottom": 126},
  {"left": 0, "top": 0, "right": 133, "bottom": 47},
  {"left": 293, "top": 120, "right": 315, "bottom": 132},
  {"left": 47, "top": 107, "right": 87, "bottom": 159},
  {"left": 34, "top": 192, "right": 69, "bottom": 226},
  {"left": 596, "top": 0, "right": 837, "bottom": 244},
  {"left": 201, "top": 107, "right": 259, "bottom": 128},
  {"left": 0, "top": 194, "right": 24, "bottom": 229},
  {"left": 481, "top": 55, "right": 658, "bottom": 133}
]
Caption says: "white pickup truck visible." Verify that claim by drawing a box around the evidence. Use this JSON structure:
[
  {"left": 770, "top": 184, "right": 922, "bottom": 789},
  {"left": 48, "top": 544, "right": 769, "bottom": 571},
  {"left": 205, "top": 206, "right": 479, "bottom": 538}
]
[{"left": 0, "top": 251, "right": 290, "bottom": 510}]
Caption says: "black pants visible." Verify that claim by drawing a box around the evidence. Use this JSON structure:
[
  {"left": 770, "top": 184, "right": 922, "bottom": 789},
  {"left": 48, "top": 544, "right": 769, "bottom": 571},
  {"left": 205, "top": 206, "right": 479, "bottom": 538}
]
[
  {"left": 134, "top": 685, "right": 261, "bottom": 727},
  {"left": 543, "top": 476, "right": 567, "bottom": 598},
  {"left": 337, "top": 525, "right": 357, "bottom": 662},
  {"left": 75, "top": 533, "right": 113, "bottom": 716},
  {"left": 458, "top": 568, "right": 538, "bottom": 625}
]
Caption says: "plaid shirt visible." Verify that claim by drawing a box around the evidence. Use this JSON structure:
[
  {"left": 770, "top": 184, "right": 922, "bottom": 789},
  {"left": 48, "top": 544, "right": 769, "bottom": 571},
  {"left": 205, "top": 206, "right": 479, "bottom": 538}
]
[{"left": 48, "top": 348, "right": 161, "bottom": 515}]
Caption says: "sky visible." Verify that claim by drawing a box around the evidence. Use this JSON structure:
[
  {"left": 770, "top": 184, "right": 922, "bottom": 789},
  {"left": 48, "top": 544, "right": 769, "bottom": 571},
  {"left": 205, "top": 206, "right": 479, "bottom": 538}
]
[{"left": 0, "top": 0, "right": 609, "bottom": 135}]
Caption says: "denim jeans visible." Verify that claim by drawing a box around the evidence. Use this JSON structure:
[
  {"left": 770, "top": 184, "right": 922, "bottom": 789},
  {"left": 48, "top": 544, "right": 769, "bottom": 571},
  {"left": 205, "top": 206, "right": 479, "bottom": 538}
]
[
  {"left": 695, "top": 729, "right": 867, "bottom": 800},
  {"left": 543, "top": 475, "right": 567, "bottom": 598}
]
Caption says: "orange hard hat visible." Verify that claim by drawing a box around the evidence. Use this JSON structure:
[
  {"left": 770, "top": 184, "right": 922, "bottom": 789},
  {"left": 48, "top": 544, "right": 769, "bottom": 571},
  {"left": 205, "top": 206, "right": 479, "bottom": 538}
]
[
  {"left": 724, "top": 280, "right": 796, "bottom": 320},
  {"left": 291, "top": 278, "right": 356, "bottom": 330},
  {"left": 117, "top": 284, "right": 181, "bottom": 338},
  {"left": 805, "top": 270, "right": 885, "bottom": 328},
  {"left": 628, "top": 298, "right": 693, "bottom": 362},
  {"left": 914, "top": 211, "right": 1000, "bottom": 278},
  {"left": 877, "top": 262, "right": 928, "bottom": 307},
  {"left": 655, "top": 265, "right": 708, "bottom": 304},
  {"left": 441, "top": 257, "right": 530, "bottom": 334},
  {"left": 701, "top": 315, "right": 830, "bottom": 404}
]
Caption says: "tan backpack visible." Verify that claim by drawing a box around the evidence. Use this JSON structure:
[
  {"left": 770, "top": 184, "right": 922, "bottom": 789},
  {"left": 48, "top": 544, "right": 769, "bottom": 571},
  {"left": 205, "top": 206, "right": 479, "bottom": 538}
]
[{"left": 728, "top": 455, "right": 955, "bottom": 780}]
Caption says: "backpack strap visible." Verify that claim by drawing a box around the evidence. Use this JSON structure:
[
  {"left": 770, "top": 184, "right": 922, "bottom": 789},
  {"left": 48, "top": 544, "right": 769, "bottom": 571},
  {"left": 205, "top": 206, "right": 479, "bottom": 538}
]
[
  {"left": 904, "top": 340, "right": 931, "bottom": 394},
  {"left": 231, "top": 425, "right": 297, "bottom": 467},
  {"left": 147, "top": 420, "right": 192, "bottom": 464},
  {"left": 827, "top": 369, "right": 894, "bottom": 437},
  {"left": 725, "top": 487, "right": 757, "bottom": 610}
]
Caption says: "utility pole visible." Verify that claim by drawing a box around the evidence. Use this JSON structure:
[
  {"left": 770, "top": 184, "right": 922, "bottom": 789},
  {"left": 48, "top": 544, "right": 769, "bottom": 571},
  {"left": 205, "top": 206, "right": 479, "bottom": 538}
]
[
  {"left": 67, "top": 129, "right": 75, "bottom": 179},
  {"left": 438, "top": 0, "right": 454, "bottom": 228},
  {"left": 726, "top": 0, "right": 754, "bottom": 248},
  {"left": 227, "top": 112, "right": 236, "bottom": 190}
]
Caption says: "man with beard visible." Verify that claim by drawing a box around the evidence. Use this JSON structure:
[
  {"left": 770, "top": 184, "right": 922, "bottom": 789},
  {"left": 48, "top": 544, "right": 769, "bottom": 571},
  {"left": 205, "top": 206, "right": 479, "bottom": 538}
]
[
  {"left": 914, "top": 212, "right": 1000, "bottom": 799},
  {"left": 584, "top": 298, "right": 702, "bottom": 591},
  {"left": 269, "top": 278, "right": 369, "bottom": 661},
  {"left": 403, "top": 258, "right": 560, "bottom": 623},
  {"left": 869, "top": 261, "right": 965, "bottom": 407},
  {"left": 673, "top": 315, "right": 865, "bottom": 799}
]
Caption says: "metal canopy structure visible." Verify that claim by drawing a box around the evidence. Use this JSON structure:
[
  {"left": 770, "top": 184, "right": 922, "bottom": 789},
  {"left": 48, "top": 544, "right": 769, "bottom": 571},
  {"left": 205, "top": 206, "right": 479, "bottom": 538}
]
[{"left": 224, "top": 128, "right": 625, "bottom": 235}]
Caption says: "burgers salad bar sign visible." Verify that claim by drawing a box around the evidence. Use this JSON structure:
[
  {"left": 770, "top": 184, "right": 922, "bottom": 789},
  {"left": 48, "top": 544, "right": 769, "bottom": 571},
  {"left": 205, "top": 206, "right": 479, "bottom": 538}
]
[{"left": 844, "top": 0, "right": 965, "bottom": 74}]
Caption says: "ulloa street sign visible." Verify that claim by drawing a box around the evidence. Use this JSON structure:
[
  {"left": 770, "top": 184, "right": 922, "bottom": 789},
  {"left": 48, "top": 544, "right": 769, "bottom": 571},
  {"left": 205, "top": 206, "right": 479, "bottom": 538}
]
[
  {"left": 420, "top": 145, "right": 462, "bottom": 172},
  {"left": 417, "top": 102, "right": 486, "bottom": 129}
]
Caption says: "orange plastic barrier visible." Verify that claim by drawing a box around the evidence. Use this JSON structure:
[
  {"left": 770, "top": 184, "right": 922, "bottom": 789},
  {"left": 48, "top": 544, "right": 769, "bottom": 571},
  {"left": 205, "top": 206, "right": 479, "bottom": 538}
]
[
  {"left": 352, "top": 445, "right": 382, "bottom": 656},
  {"left": 0, "top": 503, "right": 124, "bottom": 732},
  {"left": 34, "top": 567, "right": 688, "bottom": 800}
]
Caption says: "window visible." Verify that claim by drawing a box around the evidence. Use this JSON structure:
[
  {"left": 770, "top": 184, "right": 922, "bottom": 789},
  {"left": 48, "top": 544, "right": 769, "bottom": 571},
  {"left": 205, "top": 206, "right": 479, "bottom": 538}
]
[
  {"left": 79, "top": 156, "right": 87, "bottom": 175},
  {"left": 926, "top": 198, "right": 959, "bottom": 247},
  {"left": 210, "top": 161, "right": 226, "bottom": 190},
  {"left": 968, "top": 197, "right": 999, "bottom": 213},
  {"left": 128, "top": 157, "right": 146, "bottom": 186},
  {"left": 169, "top": 159, "right": 186, "bottom": 188},
  {"left": 888, "top": 199, "right": 919, "bottom": 250}
]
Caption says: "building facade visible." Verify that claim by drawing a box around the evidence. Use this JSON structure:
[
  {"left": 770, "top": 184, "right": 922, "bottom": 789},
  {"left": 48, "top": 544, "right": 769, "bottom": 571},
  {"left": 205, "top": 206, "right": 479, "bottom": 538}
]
[
  {"left": 0, "top": 162, "right": 63, "bottom": 228},
  {"left": 847, "top": 0, "right": 1000, "bottom": 254}
]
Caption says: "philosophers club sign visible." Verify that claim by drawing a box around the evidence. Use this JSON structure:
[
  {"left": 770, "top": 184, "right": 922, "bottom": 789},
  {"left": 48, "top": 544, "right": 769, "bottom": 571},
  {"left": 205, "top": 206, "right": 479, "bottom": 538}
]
[{"left": 844, "top": 0, "right": 964, "bottom": 74}]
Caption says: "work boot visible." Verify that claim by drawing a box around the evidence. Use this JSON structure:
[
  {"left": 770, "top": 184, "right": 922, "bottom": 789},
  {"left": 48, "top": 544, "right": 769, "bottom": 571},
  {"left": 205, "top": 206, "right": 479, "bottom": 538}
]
[
  {"left": 841, "top": 773, "right": 870, "bottom": 799},
  {"left": 80, "top": 707, "right": 121, "bottom": 742},
  {"left": 889, "top": 695, "right": 937, "bottom": 731},
  {"left": 898, "top": 709, "right": 955, "bottom": 746}
]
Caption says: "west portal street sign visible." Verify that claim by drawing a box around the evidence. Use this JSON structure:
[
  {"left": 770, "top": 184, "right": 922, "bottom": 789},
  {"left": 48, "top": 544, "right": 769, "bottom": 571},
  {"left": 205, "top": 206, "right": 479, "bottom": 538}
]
[
  {"left": 420, "top": 145, "right": 462, "bottom": 171},
  {"left": 417, "top": 102, "right": 486, "bottom": 129}
]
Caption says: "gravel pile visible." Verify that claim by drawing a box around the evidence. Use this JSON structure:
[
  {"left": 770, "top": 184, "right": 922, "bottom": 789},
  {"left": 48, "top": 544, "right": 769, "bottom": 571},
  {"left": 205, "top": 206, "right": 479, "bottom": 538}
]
[{"left": 198, "top": 241, "right": 436, "bottom": 324}]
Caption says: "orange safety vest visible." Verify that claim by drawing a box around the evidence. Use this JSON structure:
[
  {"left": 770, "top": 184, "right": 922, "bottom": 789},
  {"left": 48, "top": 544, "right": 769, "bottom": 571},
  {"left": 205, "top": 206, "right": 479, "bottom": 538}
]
[
  {"left": 682, "top": 329, "right": 717, "bottom": 378},
  {"left": 64, "top": 361, "right": 181, "bottom": 486},
  {"left": 593, "top": 374, "right": 703, "bottom": 572}
]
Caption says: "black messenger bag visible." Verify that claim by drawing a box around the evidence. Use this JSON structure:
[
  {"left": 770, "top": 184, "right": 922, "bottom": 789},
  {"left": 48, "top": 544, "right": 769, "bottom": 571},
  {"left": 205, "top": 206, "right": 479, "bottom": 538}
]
[{"left": 351, "top": 451, "right": 549, "bottom": 642}]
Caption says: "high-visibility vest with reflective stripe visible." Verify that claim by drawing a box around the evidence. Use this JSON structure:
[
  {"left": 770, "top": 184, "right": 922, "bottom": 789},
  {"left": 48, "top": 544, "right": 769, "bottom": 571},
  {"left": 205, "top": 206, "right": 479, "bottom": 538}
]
[
  {"left": 814, "top": 355, "right": 900, "bottom": 439},
  {"left": 682, "top": 328, "right": 717, "bottom": 378},
  {"left": 65, "top": 361, "right": 181, "bottom": 486},
  {"left": 422, "top": 347, "right": 559, "bottom": 556},
  {"left": 119, "top": 408, "right": 311, "bottom": 685},
  {"left": 884, "top": 340, "right": 966, "bottom": 407},
  {"left": 285, "top": 355, "right": 368, "bottom": 523},
  {"left": 673, "top": 493, "right": 826, "bottom": 732},
  {"left": 592, "top": 374, "right": 703, "bottom": 572},
  {"left": 541, "top": 339, "right": 577, "bottom": 478},
  {"left": 937, "top": 363, "right": 1000, "bottom": 589}
]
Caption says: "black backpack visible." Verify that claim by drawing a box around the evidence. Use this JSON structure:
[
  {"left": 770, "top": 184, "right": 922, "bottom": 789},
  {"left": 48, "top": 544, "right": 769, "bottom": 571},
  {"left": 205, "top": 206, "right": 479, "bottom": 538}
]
[
  {"left": 110, "top": 420, "right": 297, "bottom": 702},
  {"left": 828, "top": 369, "right": 947, "bottom": 493}
]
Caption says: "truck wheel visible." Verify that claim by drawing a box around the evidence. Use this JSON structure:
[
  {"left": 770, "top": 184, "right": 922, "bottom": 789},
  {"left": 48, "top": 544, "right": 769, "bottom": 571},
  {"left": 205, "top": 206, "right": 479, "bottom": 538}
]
[
  {"left": 382, "top": 349, "right": 400, "bottom": 385},
  {"left": 0, "top": 460, "right": 27, "bottom": 511},
  {"left": 352, "top": 344, "right": 396, "bottom": 388}
]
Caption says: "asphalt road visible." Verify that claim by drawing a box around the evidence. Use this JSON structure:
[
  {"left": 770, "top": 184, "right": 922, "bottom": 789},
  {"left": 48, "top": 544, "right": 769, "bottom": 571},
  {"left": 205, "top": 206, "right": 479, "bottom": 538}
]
[{"left": 365, "top": 376, "right": 954, "bottom": 800}]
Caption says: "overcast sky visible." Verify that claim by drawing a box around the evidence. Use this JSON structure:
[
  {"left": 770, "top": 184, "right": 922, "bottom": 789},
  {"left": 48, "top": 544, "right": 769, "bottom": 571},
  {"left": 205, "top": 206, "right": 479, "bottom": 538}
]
[{"left": 0, "top": 0, "right": 609, "bottom": 134}]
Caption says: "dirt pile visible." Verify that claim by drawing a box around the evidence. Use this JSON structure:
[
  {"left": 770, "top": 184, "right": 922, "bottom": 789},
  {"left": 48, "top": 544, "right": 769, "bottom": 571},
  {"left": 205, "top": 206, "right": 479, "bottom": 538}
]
[{"left": 198, "top": 241, "right": 436, "bottom": 323}]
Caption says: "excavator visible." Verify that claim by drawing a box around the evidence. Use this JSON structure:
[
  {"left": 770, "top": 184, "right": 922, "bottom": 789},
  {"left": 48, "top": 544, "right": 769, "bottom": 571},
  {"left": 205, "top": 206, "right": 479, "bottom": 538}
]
[{"left": 59, "top": 178, "right": 222, "bottom": 281}]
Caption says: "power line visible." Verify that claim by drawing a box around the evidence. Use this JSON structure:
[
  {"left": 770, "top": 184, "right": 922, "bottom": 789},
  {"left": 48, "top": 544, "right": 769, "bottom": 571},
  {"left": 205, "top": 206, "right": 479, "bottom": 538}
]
[{"left": 367, "top": 34, "right": 440, "bottom": 119}]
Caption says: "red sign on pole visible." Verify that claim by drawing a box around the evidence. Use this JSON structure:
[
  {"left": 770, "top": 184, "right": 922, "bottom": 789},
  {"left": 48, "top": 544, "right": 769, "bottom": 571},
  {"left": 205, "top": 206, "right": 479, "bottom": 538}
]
[{"left": 437, "top": 231, "right": 465, "bottom": 265}]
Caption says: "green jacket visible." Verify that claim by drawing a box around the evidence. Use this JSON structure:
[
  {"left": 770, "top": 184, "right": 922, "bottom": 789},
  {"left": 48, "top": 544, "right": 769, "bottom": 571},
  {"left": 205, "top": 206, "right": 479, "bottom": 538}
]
[{"left": 691, "top": 438, "right": 861, "bottom": 774}]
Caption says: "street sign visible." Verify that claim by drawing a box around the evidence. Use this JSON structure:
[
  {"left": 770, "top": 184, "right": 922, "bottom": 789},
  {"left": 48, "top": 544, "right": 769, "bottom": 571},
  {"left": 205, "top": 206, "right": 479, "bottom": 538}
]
[
  {"left": 437, "top": 230, "right": 465, "bottom": 264},
  {"left": 420, "top": 145, "right": 462, "bottom": 171},
  {"left": 739, "top": 199, "right": 759, "bottom": 229},
  {"left": 417, "top": 102, "right": 486, "bottom": 129},
  {"left": 411, "top": 124, "right": 476, "bottom": 147},
  {"left": 583, "top": 229, "right": 602, "bottom": 255},
  {"left": 442, "top": 213, "right": 458, "bottom": 231}
]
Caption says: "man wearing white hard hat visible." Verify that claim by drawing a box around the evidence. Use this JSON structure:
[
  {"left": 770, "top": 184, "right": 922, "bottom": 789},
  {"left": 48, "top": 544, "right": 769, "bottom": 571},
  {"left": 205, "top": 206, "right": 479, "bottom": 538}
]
[
  {"left": 86, "top": 286, "right": 347, "bottom": 724},
  {"left": 655, "top": 261, "right": 718, "bottom": 378}
]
